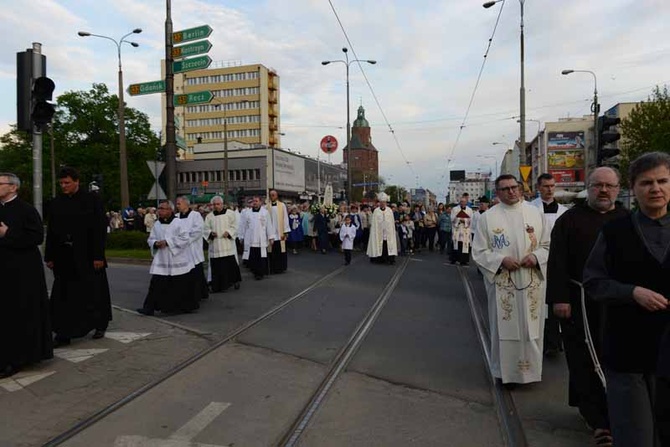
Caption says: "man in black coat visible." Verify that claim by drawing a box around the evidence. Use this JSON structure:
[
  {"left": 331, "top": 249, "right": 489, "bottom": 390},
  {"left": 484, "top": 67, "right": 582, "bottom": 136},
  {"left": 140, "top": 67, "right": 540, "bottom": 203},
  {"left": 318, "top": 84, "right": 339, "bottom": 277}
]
[
  {"left": 0, "top": 173, "right": 53, "bottom": 378},
  {"left": 46, "top": 167, "right": 112, "bottom": 346}
]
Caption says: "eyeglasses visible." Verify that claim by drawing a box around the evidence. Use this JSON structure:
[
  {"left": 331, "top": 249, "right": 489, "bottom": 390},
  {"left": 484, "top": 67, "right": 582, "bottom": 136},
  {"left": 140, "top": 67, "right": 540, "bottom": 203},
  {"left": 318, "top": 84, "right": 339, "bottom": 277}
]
[
  {"left": 589, "top": 183, "right": 620, "bottom": 190},
  {"left": 496, "top": 185, "right": 518, "bottom": 193}
]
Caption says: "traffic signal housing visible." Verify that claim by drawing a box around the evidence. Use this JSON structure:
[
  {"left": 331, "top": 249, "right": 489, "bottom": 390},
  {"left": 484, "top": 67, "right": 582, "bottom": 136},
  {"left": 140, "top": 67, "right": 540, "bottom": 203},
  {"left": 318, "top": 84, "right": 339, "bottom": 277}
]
[
  {"left": 31, "top": 76, "right": 56, "bottom": 127},
  {"left": 597, "top": 115, "right": 621, "bottom": 166}
]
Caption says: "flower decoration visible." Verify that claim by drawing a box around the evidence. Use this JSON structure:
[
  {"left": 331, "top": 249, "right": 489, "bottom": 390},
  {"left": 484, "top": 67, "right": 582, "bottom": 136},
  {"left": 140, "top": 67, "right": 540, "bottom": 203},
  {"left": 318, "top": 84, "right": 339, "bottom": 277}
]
[{"left": 310, "top": 202, "right": 339, "bottom": 218}]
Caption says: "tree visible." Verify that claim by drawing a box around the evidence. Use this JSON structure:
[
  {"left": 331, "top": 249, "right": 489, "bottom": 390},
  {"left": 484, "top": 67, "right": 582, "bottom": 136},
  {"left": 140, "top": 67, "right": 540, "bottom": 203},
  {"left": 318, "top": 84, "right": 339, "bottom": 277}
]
[
  {"left": 619, "top": 85, "right": 670, "bottom": 185},
  {"left": 0, "top": 83, "right": 160, "bottom": 210},
  {"left": 384, "top": 185, "right": 408, "bottom": 204}
]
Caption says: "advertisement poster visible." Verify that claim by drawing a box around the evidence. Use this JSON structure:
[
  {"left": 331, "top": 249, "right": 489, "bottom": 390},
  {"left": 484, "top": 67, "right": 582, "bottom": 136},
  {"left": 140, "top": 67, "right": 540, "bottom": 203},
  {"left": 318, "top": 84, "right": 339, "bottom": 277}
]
[
  {"left": 547, "top": 151, "right": 585, "bottom": 169},
  {"left": 547, "top": 131, "right": 586, "bottom": 150},
  {"left": 547, "top": 131, "right": 585, "bottom": 187},
  {"left": 273, "top": 151, "right": 305, "bottom": 193}
]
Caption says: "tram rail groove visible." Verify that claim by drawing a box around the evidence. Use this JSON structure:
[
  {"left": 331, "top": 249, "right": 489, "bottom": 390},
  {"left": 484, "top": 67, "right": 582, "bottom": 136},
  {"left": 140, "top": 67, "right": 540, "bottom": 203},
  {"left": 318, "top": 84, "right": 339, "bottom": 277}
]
[
  {"left": 41, "top": 262, "right": 354, "bottom": 447},
  {"left": 278, "top": 256, "right": 410, "bottom": 447},
  {"left": 458, "top": 266, "right": 528, "bottom": 447}
]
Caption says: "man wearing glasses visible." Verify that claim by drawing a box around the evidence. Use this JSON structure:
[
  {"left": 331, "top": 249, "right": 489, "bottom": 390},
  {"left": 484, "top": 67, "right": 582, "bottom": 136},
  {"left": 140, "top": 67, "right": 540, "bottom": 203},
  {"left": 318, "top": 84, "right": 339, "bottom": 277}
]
[
  {"left": 472, "top": 174, "right": 550, "bottom": 385},
  {"left": 546, "top": 167, "right": 628, "bottom": 445}
]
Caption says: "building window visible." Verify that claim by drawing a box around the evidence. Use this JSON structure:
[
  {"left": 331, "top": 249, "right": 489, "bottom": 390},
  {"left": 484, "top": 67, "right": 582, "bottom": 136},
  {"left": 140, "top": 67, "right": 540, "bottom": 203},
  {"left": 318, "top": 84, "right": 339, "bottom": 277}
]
[
  {"left": 255, "top": 169, "right": 261, "bottom": 179},
  {"left": 242, "top": 170, "right": 247, "bottom": 181}
]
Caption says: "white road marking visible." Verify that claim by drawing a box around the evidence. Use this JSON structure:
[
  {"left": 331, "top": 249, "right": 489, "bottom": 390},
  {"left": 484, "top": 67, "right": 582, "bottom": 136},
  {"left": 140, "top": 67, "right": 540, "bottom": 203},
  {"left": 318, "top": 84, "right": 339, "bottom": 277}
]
[
  {"left": 0, "top": 371, "right": 56, "bottom": 392},
  {"left": 410, "top": 258, "right": 424, "bottom": 262},
  {"left": 54, "top": 348, "right": 108, "bottom": 363},
  {"left": 105, "top": 332, "right": 151, "bottom": 344},
  {"left": 114, "top": 402, "right": 231, "bottom": 447}
]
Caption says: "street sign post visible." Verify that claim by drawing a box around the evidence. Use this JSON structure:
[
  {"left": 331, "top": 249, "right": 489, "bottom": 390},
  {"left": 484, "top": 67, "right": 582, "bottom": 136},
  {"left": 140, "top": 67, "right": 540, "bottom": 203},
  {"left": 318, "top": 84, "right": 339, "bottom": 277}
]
[
  {"left": 127, "top": 80, "right": 165, "bottom": 96},
  {"left": 174, "top": 90, "right": 214, "bottom": 106},
  {"left": 320, "top": 135, "right": 338, "bottom": 154},
  {"left": 173, "top": 56, "right": 212, "bottom": 74},
  {"left": 173, "top": 40, "right": 212, "bottom": 59},
  {"left": 172, "top": 25, "right": 213, "bottom": 44}
]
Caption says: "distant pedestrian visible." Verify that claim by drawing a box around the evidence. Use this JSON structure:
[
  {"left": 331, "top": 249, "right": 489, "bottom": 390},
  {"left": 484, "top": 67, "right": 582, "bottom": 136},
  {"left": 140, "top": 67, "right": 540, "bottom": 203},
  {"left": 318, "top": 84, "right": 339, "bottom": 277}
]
[
  {"left": 0, "top": 173, "right": 53, "bottom": 378},
  {"left": 267, "top": 189, "right": 290, "bottom": 273},
  {"left": 287, "top": 206, "right": 303, "bottom": 255},
  {"left": 46, "top": 166, "right": 112, "bottom": 346},
  {"left": 314, "top": 206, "right": 330, "bottom": 254},
  {"left": 240, "top": 196, "right": 274, "bottom": 280},
  {"left": 451, "top": 195, "right": 473, "bottom": 265},
  {"left": 339, "top": 214, "right": 356, "bottom": 265},
  {"left": 367, "top": 193, "right": 397, "bottom": 265}
]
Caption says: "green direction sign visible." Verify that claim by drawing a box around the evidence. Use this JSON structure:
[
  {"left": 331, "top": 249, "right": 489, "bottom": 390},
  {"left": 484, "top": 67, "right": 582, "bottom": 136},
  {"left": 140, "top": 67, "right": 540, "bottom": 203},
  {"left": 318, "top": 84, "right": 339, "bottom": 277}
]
[
  {"left": 173, "top": 40, "right": 212, "bottom": 59},
  {"left": 173, "top": 55, "right": 212, "bottom": 74},
  {"left": 174, "top": 90, "right": 214, "bottom": 106},
  {"left": 173, "top": 25, "right": 213, "bottom": 44},
  {"left": 127, "top": 80, "right": 165, "bottom": 96},
  {"left": 176, "top": 135, "right": 187, "bottom": 150}
]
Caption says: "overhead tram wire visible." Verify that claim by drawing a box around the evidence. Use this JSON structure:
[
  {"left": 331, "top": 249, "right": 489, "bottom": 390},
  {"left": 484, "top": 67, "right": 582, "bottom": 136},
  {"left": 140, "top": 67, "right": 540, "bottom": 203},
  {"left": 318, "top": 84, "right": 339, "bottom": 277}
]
[
  {"left": 440, "top": 0, "right": 506, "bottom": 184},
  {"left": 327, "top": 0, "right": 416, "bottom": 179}
]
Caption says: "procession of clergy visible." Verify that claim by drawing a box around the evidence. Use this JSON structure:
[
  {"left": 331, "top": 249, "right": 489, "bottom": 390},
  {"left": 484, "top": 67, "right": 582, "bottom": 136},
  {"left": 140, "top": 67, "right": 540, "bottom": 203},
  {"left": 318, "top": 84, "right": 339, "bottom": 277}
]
[{"left": 137, "top": 189, "right": 399, "bottom": 315}]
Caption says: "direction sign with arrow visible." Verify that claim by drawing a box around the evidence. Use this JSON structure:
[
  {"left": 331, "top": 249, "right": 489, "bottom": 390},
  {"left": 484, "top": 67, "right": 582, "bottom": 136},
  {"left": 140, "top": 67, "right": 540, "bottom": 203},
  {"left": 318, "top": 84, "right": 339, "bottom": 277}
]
[
  {"left": 172, "top": 25, "right": 213, "bottom": 44},
  {"left": 174, "top": 90, "right": 214, "bottom": 106},
  {"left": 173, "top": 40, "right": 212, "bottom": 59},
  {"left": 173, "top": 55, "right": 212, "bottom": 74},
  {"left": 127, "top": 80, "right": 165, "bottom": 96}
]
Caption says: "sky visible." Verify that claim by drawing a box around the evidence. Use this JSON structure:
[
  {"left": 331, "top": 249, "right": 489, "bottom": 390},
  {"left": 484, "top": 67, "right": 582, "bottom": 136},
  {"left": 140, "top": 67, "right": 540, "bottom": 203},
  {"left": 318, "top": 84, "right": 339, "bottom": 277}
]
[{"left": 1, "top": 0, "right": 669, "bottom": 199}]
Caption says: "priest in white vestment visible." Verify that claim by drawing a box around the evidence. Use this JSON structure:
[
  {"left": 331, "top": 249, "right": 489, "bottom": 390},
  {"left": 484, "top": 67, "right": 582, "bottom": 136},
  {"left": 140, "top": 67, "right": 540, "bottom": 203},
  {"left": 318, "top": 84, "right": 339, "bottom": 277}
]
[
  {"left": 138, "top": 201, "right": 196, "bottom": 315},
  {"left": 239, "top": 198, "right": 253, "bottom": 266},
  {"left": 451, "top": 195, "right": 474, "bottom": 265},
  {"left": 472, "top": 175, "right": 550, "bottom": 384},
  {"left": 366, "top": 193, "right": 398, "bottom": 265},
  {"left": 204, "top": 196, "right": 241, "bottom": 293},
  {"left": 240, "top": 196, "right": 275, "bottom": 279},
  {"left": 176, "top": 196, "right": 208, "bottom": 302},
  {"left": 267, "top": 189, "right": 290, "bottom": 274}
]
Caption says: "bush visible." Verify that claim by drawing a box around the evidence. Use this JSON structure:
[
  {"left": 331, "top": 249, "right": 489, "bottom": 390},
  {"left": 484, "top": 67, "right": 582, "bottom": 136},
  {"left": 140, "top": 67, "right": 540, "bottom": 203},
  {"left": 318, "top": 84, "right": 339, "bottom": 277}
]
[{"left": 107, "top": 231, "right": 150, "bottom": 250}]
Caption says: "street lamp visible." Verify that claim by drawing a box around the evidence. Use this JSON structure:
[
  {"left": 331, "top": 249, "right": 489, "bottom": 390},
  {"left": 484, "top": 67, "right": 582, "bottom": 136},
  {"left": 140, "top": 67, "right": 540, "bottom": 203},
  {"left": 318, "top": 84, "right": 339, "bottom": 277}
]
[
  {"left": 322, "top": 47, "right": 377, "bottom": 202},
  {"left": 562, "top": 69, "right": 598, "bottom": 177},
  {"left": 484, "top": 0, "right": 526, "bottom": 168},
  {"left": 478, "top": 155, "right": 498, "bottom": 179},
  {"left": 78, "top": 28, "right": 142, "bottom": 209}
]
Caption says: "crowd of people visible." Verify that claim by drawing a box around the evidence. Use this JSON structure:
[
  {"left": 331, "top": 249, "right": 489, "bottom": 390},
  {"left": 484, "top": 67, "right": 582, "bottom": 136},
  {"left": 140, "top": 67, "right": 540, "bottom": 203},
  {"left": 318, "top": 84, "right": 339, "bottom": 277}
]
[{"left": 1, "top": 151, "right": 669, "bottom": 446}]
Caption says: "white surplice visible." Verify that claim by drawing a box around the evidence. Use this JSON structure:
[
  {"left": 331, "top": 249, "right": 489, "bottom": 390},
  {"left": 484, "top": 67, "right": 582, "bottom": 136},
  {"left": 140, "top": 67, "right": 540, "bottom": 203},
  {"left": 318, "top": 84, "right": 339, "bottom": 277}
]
[
  {"left": 366, "top": 207, "right": 398, "bottom": 257},
  {"left": 451, "top": 205, "right": 474, "bottom": 252},
  {"left": 204, "top": 210, "right": 238, "bottom": 259},
  {"left": 530, "top": 197, "right": 567, "bottom": 233},
  {"left": 267, "top": 201, "right": 290, "bottom": 252},
  {"left": 179, "top": 210, "right": 205, "bottom": 266},
  {"left": 148, "top": 218, "right": 194, "bottom": 276},
  {"left": 339, "top": 224, "right": 357, "bottom": 250},
  {"left": 240, "top": 207, "right": 275, "bottom": 258},
  {"left": 471, "top": 201, "right": 550, "bottom": 384}
]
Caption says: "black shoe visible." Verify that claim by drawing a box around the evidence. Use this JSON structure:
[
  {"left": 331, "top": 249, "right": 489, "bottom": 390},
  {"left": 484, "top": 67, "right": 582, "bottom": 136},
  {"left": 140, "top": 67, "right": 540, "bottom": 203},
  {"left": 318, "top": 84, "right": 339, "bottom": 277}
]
[
  {"left": 92, "top": 329, "right": 105, "bottom": 339},
  {"left": 0, "top": 365, "right": 18, "bottom": 379},
  {"left": 53, "top": 337, "right": 71, "bottom": 348},
  {"left": 136, "top": 308, "right": 154, "bottom": 316},
  {"left": 234, "top": 282, "right": 241, "bottom": 290}
]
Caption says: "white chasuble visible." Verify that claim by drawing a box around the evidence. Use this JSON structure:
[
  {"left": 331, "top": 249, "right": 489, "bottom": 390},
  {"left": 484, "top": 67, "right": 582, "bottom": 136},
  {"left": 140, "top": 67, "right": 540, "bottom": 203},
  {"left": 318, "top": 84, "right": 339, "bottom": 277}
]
[
  {"left": 204, "top": 210, "right": 238, "bottom": 259},
  {"left": 148, "top": 218, "right": 194, "bottom": 276},
  {"left": 471, "top": 201, "right": 550, "bottom": 384},
  {"left": 366, "top": 207, "right": 398, "bottom": 258},
  {"left": 241, "top": 208, "right": 274, "bottom": 258},
  {"left": 267, "top": 201, "right": 290, "bottom": 253},
  {"left": 451, "top": 206, "right": 474, "bottom": 253}
]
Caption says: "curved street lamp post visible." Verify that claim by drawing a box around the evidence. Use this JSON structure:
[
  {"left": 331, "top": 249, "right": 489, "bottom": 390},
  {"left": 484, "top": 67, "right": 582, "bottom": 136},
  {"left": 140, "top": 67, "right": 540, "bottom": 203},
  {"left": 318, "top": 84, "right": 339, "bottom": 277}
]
[
  {"left": 78, "top": 28, "right": 142, "bottom": 209},
  {"left": 322, "top": 48, "right": 376, "bottom": 202},
  {"left": 562, "top": 69, "right": 598, "bottom": 178}
]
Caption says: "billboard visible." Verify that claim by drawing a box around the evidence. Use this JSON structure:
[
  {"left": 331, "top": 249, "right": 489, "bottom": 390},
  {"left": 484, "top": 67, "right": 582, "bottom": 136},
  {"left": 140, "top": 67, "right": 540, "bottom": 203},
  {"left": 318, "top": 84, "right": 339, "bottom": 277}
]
[
  {"left": 450, "top": 170, "right": 466, "bottom": 181},
  {"left": 547, "top": 131, "right": 585, "bottom": 187},
  {"left": 273, "top": 151, "right": 305, "bottom": 193}
]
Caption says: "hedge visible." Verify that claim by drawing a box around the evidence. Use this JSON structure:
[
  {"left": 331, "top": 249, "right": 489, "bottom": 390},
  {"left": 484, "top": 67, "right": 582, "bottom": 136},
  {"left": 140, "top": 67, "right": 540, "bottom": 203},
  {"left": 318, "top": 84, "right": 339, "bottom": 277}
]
[{"left": 106, "top": 231, "right": 150, "bottom": 250}]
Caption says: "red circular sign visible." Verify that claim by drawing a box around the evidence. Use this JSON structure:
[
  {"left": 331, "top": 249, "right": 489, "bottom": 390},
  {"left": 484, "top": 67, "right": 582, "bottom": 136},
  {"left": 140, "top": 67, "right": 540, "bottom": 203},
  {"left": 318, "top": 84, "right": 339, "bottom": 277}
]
[{"left": 320, "top": 135, "right": 338, "bottom": 154}]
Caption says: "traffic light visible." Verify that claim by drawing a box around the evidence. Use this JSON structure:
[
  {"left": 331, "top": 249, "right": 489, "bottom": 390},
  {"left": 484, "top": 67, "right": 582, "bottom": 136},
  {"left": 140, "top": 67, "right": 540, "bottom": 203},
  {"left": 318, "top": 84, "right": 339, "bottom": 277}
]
[
  {"left": 31, "top": 77, "right": 56, "bottom": 127},
  {"left": 597, "top": 115, "right": 621, "bottom": 166}
]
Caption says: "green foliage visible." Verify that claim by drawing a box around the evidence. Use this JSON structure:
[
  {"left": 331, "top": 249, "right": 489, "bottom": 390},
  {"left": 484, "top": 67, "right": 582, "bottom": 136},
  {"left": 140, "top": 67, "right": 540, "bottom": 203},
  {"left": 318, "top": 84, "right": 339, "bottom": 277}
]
[
  {"left": 0, "top": 83, "right": 160, "bottom": 210},
  {"left": 619, "top": 85, "right": 670, "bottom": 185},
  {"left": 383, "top": 185, "right": 408, "bottom": 204},
  {"left": 106, "top": 230, "right": 150, "bottom": 250}
]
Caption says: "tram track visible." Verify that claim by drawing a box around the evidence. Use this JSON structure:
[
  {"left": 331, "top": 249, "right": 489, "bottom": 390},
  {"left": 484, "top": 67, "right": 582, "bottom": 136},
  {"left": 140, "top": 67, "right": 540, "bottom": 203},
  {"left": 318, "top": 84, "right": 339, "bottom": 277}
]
[{"left": 458, "top": 266, "right": 528, "bottom": 447}]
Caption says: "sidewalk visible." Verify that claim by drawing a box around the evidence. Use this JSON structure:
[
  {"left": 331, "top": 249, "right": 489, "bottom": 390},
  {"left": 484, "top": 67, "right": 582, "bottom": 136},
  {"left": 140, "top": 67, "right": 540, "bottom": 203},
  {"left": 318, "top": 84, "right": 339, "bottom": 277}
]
[
  {"left": 0, "top": 308, "right": 212, "bottom": 447},
  {"left": 464, "top": 266, "right": 592, "bottom": 446}
]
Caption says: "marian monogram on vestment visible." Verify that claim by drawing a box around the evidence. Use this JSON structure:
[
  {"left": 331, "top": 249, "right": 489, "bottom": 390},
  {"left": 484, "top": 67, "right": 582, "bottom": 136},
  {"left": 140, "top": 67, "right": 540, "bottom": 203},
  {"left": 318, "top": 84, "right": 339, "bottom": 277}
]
[{"left": 491, "top": 228, "right": 510, "bottom": 250}]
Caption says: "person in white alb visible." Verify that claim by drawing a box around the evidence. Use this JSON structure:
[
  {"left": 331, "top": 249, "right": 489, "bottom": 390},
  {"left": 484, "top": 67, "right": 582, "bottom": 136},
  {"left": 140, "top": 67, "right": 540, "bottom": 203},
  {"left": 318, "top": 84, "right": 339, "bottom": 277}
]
[
  {"left": 339, "top": 214, "right": 357, "bottom": 265},
  {"left": 240, "top": 196, "right": 275, "bottom": 280},
  {"left": 176, "top": 196, "right": 208, "bottom": 301},
  {"left": 472, "top": 174, "right": 550, "bottom": 385},
  {"left": 451, "top": 195, "right": 474, "bottom": 265},
  {"left": 267, "top": 189, "right": 290, "bottom": 274},
  {"left": 204, "top": 196, "right": 241, "bottom": 293},
  {"left": 367, "top": 193, "right": 398, "bottom": 265}
]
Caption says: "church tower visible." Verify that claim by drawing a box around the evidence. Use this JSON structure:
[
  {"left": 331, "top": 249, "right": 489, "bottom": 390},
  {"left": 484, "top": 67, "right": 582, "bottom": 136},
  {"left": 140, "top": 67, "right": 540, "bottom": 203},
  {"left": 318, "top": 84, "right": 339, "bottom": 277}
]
[{"left": 343, "top": 105, "right": 379, "bottom": 201}]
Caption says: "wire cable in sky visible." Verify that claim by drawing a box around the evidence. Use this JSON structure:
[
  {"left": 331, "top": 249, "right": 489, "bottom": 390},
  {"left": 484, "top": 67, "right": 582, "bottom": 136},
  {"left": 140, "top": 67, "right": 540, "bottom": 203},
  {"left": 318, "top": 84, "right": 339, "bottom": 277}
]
[
  {"left": 440, "top": 0, "right": 506, "bottom": 184},
  {"left": 327, "top": 0, "right": 417, "bottom": 181}
]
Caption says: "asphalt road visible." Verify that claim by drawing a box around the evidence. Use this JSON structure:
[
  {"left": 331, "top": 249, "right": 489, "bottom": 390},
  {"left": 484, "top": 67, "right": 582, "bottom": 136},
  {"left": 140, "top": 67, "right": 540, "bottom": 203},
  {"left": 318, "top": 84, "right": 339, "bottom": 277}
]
[{"left": 61, "top": 250, "right": 504, "bottom": 447}]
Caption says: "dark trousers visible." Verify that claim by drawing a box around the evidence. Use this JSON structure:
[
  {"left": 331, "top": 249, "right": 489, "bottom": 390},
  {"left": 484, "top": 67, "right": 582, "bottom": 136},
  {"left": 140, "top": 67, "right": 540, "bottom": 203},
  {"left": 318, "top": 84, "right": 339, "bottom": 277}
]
[
  {"left": 605, "top": 369, "right": 660, "bottom": 447},
  {"left": 425, "top": 227, "right": 437, "bottom": 250},
  {"left": 344, "top": 249, "right": 352, "bottom": 264},
  {"left": 657, "top": 376, "right": 670, "bottom": 446}
]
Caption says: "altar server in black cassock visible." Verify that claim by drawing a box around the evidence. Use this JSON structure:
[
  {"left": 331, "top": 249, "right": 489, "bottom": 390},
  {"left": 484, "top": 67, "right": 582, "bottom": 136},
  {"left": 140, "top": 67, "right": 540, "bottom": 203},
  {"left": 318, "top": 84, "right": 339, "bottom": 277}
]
[
  {"left": 46, "top": 167, "right": 112, "bottom": 346},
  {"left": 546, "top": 167, "right": 628, "bottom": 444},
  {"left": 0, "top": 173, "right": 53, "bottom": 378},
  {"left": 267, "top": 189, "right": 290, "bottom": 273}
]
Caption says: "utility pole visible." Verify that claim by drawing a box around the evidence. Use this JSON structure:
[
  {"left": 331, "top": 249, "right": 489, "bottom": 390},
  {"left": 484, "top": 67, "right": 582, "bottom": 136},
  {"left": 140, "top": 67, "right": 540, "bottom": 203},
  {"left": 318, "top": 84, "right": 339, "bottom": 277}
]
[
  {"left": 32, "top": 43, "right": 44, "bottom": 217},
  {"left": 165, "top": 0, "right": 177, "bottom": 200}
]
